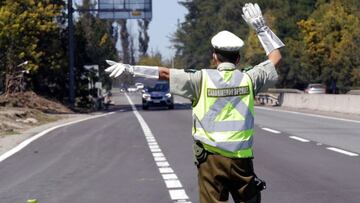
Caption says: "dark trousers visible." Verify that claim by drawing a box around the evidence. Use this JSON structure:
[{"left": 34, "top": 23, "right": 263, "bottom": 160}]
[{"left": 198, "top": 154, "right": 261, "bottom": 203}]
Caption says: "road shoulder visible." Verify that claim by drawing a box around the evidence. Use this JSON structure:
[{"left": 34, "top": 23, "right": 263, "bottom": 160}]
[{"left": 0, "top": 113, "right": 97, "bottom": 156}]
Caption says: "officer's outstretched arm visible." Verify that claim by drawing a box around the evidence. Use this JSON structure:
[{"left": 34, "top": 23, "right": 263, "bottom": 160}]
[
  {"left": 105, "top": 60, "right": 167, "bottom": 79},
  {"left": 242, "top": 3, "right": 284, "bottom": 66}
]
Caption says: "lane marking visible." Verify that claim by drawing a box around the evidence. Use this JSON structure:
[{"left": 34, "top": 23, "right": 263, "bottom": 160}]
[
  {"left": 156, "top": 161, "right": 170, "bottom": 167},
  {"left": 159, "top": 167, "right": 174, "bottom": 174},
  {"left": 258, "top": 109, "right": 359, "bottom": 157},
  {"left": 261, "top": 127, "right": 281, "bottom": 134},
  {"left": 153, "top": 152, "right": 164, "bottom": 157},
  {"left": 165, "top": 180, "right": 183, "bottom": 188},
  {"left": 289, "top": 136, "right": 310, "bottom": 143},
  {"left": 326, "top": 147, "right": 359, "bottom": 157},
  {"left": 0, "top": 112, "right": 115, "bottom": 163},
  {"left": 125, "top": 94, "right": 191, "bottom": 202},
  {"left": 151, "top": 148, "right": 162, "bottom": 152},
  {"left": 169, "top": 189, "right": 189, "bottom": 200},
  {"left": 255, "top": 106, "right": 360, "bottom": 124},
  {"left": 154, "top": 156, "right": 167, "bottom": 161},
  {"left": 162, "top": 174, "right": 178, "bottom": 180}
]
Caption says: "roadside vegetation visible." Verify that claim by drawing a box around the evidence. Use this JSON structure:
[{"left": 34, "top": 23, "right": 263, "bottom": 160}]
[
  {"left": 172, "top": 0, "right": 360, "bottom": 93},
  {"left": 0, "top": 0, "right": 359, "bottom": 111}
]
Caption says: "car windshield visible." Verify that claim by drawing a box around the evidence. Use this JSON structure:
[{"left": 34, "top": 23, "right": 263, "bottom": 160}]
[
  {"left": 149, "top": 83, "right": 169, "bottom": 92},
  {"left": 309, "top": 84, "right": 324, "bottom": 88}
]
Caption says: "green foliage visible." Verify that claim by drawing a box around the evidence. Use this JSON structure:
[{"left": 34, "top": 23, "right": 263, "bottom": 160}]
[
  {"left": 173, "top": 0, "right": 360, "bottom": 91},
  {"left": 297, "top": 0, "right": 360, "bottom": 92},
  {"left": 173, "top": 0, "right": 249, "bottom": 69},
  {"left": 0, "top": 0, "right": 118, "bottom": 106},
  {"left": 352, "top": 68, "right": 360, "bottom": 88},
  {"left": 138, "top": 52, "right": 163, "bottom": 66},
  {"left": 74, "top": 0, "right": 118, "bottom": 106},
  {"left": 0, "top": 0, "right": 64, "bottom": 73},
  {"left": 0, "top": 0, "right": 67, "bottom": 96}
]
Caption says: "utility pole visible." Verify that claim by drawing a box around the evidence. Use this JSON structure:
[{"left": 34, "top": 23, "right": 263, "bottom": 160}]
[{"left": 68, "top": 0, "right": 75, "bottom": 106}]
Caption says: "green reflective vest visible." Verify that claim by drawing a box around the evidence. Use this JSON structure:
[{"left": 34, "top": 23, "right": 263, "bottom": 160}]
[{"left": 192, "top": 69, "right": 255, "bottom": 158}]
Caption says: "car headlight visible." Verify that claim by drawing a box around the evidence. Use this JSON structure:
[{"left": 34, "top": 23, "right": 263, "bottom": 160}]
[
  {"left": 142, "top": 93, "right": 151, "bottom": 99},
  {"left": 165, "top": 93, "right": 172, "bottom": 98}
]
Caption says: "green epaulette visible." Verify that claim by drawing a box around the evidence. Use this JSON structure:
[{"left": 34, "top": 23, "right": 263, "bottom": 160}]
[
  {"left": 242, "top": 66, "right": 253, "bottom": 72},
  {"left": 184, "top": 69, "right": 198, "bottom": 73}
]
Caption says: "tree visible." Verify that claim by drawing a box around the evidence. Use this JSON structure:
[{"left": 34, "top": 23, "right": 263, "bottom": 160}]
[
  {"left": 351, "top": 68, "right": 360, "bottom": 88},
  {"left": 0, "top": 0, "right": 64, "bottom": 95},
  {"left": 119, "top": 19, "right": 130, "bottom": 64},
  {"left": 138, "top": 52, "right": 164, "bottom": 67},
  {"left": 129, "top": 35, "right": 136, "bottom": 65},
  {"left": 74, "top": 0, "right": 118, "bottom": 106},
  {"left": 298, "top": 0, "right": 360, "bottom": 92},
  {"left": 138, "top": 19, "right": 150, "bottom": 57},
  {"left": 173, "top": 0, "right": 289, "bottom": 69},
  {"left": 173, "top": 0, "right": 360, "bottom": 92}
]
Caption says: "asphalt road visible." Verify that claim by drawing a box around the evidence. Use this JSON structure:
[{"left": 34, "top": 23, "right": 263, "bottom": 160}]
[{"left": 0, "top": 92, "right": 359, "bottom": 203}]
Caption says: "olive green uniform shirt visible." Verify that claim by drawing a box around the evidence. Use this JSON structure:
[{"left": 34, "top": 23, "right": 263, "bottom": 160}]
[{"left": 169, "top": 60, "right": 278, "bottom": 103}]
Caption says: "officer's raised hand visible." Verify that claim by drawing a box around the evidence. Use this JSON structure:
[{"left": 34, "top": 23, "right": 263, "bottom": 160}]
[
  {"left": 242, "top": 3, "right": 266, "bottom": 33},
  {"left": 241, "top": 3, "right": 284, "bottom": 57}
]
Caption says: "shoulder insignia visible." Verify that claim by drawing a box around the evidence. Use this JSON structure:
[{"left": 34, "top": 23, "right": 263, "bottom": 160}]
[
  {"left": 242, "top": 66, "right": 253, "bottom": 72},
  {"left": 184, "top": 69, "right": 198, "bottom": 73}
]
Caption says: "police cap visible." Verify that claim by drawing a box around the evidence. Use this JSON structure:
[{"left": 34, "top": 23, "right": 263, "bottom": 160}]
[{"left": 211, "top": 30, "right": 244, "bottom": 52}]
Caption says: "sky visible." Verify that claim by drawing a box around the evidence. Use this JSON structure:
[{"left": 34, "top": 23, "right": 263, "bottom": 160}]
[
  {"left": 74, "top": 0, "right": 188, "bottom": 61},
  {"left": 147, "top": 0, "right": 187, "bottom": 60},
  {"left": 121, "top": 0, "right": 187, "bottom": 60}
]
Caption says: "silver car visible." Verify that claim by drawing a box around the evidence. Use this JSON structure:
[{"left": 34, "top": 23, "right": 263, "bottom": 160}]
[
  {"left": 142, "top": 82, "right": 174, "bottom": 110},
  {"left": 305, "top": 83, "right": 326, "bottom": 94}
]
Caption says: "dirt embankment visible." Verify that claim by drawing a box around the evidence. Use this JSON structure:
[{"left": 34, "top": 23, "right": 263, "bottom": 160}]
[{"left": 0, "top": 91, "right": 73, "bottom": 136}]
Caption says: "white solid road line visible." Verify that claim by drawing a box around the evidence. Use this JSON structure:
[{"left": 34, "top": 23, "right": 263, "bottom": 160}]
[
  {"left": 326, "top": 147, "right": 359, "bottom": 157},
  {"left": 289, "top": 136, "right": 310, "bottom": 143},
  {"left": 0, "top": 112, "right": 115, "bottom": 163},
  {"left": 125, "top": 94, "right": 191, "bottom": 203},
  {"left": 255, "top": 106, "right": 360, "bottom": 124},
  {"left": 261, "top": 127, "right": 281, "bottom": 134}
]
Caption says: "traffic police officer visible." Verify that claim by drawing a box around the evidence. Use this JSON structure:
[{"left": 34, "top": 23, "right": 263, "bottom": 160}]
[{"left": 105, "top": 3, "right": 284, "bottom": 203}]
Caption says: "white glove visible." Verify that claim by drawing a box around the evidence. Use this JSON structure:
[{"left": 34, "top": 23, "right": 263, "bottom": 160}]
[
  {"left": 105, "top": 60, "right": 159, "bottom": 79},
  {"left": 242, "top": 3, "right": 266, "bottom": 33},
  {"left": 242, "top": 3, "right": 285, "bottom": 55},
  {"left": 105, "top": 60, "right": 134, "bottom": 78}
]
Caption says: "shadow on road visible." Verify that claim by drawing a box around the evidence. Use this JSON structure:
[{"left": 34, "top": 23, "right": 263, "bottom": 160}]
[{"left": 100, "top": 103, "right": 192, "bottom": 113}]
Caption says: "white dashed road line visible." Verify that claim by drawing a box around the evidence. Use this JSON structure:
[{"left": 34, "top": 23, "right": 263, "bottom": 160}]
[
  {"left": 326, "top": 147, "right": 359, "bottom": 157},
  {"left": 261, "top": 127, "right": 281, "bottom": 134},
  {"left": 289, "top": 136, "right": 310, "bottom": 143},
  {"left": 125, "top": 94, "right": 191, "bottom": 202},
  {"left": 261, "top": 126, "right": 359, "bottom": 157}
]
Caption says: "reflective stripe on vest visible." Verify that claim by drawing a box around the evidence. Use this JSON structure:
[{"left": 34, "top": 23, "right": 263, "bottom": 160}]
[{"left": 192, "top": 69, "right": 254, "bottom": 157}]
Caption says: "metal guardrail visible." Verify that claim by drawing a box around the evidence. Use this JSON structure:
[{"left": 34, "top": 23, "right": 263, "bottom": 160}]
[
  {"left": 255, "top": 88, "right": 304, "bottom": 106},
  {"left": 267, "top": 88, "right": 304, "bottom": 94},
  {"left": 255, "top": 88, "right": 306, "bottom": 106},
  {"left": 255, "top": 93, "right": 281, "bottom": 106}
]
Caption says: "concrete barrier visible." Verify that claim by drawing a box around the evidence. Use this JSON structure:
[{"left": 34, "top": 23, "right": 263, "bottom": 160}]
[{"left": 280, "top": 93, "right": 360, "bottom": 114}]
